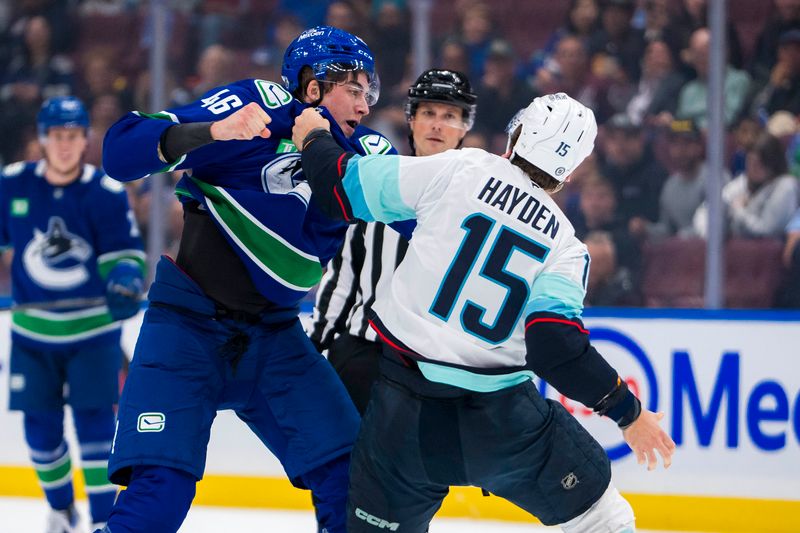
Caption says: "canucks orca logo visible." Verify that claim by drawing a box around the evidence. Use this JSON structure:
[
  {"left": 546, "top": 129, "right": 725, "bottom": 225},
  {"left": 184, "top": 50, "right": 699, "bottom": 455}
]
[
  {"left": 261, "top": 154, "right": 305, "bottom": 194},
  {"left": 23, "top": 216, "right": 92, "bottom": 290}
]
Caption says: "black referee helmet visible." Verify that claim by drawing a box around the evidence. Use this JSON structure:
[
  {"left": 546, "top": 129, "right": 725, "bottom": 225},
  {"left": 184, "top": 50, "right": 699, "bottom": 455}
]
[{"left": 405, "top": 69, "right": 477, "bottom": 130}]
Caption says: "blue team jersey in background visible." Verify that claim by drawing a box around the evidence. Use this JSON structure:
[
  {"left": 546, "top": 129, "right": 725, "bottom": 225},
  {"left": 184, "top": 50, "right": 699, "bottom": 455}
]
[
  {"left": 0, "top": 161, "right": 145, "bottom": 350},
  {"left": 103, "top": 78, "right": 396, "bottom": 306}
]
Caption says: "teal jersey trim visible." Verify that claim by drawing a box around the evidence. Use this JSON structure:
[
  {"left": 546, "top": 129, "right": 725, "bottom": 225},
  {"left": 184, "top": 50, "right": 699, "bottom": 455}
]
[
  {"left": 341, "top": 155, "right": 372, "bottom": 222},
  {"left": 417, "top": 361, "right": 534, "bottom": 393},
  {"left": 525, "top": 273, "right": 585, "bottom": 318},
  {"left": 344, "top": 155, "right": 414, "bottom": 223}
]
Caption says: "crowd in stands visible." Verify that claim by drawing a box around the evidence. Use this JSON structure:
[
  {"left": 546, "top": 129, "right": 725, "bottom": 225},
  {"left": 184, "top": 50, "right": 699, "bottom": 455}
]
[{"left": 1, "top": 0, "right": 800, "bottom": 308}]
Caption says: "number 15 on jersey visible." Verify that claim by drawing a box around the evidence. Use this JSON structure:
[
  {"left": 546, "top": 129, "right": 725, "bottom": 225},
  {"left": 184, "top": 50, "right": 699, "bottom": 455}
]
[{"left": 429, "top": 213, "right": 550, "bottom": 345}]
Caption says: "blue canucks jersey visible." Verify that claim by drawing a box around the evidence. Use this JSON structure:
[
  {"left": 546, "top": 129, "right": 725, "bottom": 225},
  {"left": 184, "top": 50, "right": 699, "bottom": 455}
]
[
  {"left": 103, "top": 78, "right": 396, "bottom": 306},
  {"left": 0, "top": 161, "right": 145, "bottom": 349}
]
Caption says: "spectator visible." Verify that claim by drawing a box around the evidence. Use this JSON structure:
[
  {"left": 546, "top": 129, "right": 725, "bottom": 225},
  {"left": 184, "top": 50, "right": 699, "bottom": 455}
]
[
  {"left": 183, "top": 43, "right": 235, "bottom": 101},
  {"left": 729, "top": 115, "right": 761, "bottom": 177},
  {"left": 525, "top": 0, "right": 600, "bottom": 79},
  {"left": 584, "top": 230, "right": 642, "bottom": 306},
  {"left": 751, "top": 29, "right": 800, "bottom": 117},
  {"left": 439, "top": 37, "right": 471, "bottom": 77},
  {"left": 777, "top": 208, "right": 800, "bottom": 307},
  {"left": 0, "top": 15, "right": 74, "bottom": 164},
  {"left": 532, "top": 35, "right": 616, "bottom": 123},
  {"left": 627, "top": 39, "right": 686, "bottom": 126},
  {"left": 252, "top": 13, "right": 304, "bottom": 83},
  {"left": 599, "top": 112, "right": 668, "bottom": 225},
  {"left": 84, "top": 92, "right": 124, "bottom": 166},
  {"left": 456, "top": 2, "right": 495, "bottom": 80},
  {"left": 751, "top": 0, "right": 800, "bottom": 83},
  {"left": 370, "top": 1, "right": 410, "bottom": 94},
  {"left": 6, "top": 0, "right": 76, "bottom": 56},
  {"left": 474, "top": 39, "right": 536, "bottom": 143},
  {"left": 325, "top": 0, "right": 371, "bottom": 42},
  {"left": 573, "top": 174, "right": 642, "bottom": 275},
  {"left": 663, "top": 0, "right": 744, "bottom": 73},
  {"left": 588, "top": 0, "right": 647, "bottom": 83},
  {"left": 192, "top": 0, "right": 246, "bottom": 51},
  {"left": 642, "top": 0, "right": 672, "bottom": 43},
  {"left": 674, "top": 28, "right": 751, "bottom": 129},
  {"left": 631, "top": 118, "right": 729, "bottom": 241},
  {"left": 78, "top": 50, "right": 133, "bottom": 110},
  {"left": 557, "top": 151, "right": 600, "bottom": 217},
  {"left": 133, "top": 67, "right": 187, "bottom": 111},
  {"left": 695, "top": 133, "right": 799, "bottom": 238}
]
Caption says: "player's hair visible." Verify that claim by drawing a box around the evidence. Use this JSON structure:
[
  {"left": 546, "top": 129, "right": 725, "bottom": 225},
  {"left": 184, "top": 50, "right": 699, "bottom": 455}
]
[
  {"left": 296, "top": 65, "right": 362, "bottom": 106},
  {"left": 508, "top": 125, "right": 563, "bottom": 193}
]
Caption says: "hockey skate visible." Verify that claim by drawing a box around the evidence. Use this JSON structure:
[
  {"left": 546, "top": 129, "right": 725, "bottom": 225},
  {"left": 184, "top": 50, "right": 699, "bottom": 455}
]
[{"left": 45, "top": 504, "right": 80, "bottom": 533}]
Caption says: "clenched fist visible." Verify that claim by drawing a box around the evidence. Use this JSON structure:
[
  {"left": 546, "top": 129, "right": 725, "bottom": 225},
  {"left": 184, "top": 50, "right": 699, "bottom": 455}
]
[
  {"left": 210, "top": 102, "right": 272, "bottom": 141},
  {"left": 292, "top": 107, "right": 330, "bottom": 151}
]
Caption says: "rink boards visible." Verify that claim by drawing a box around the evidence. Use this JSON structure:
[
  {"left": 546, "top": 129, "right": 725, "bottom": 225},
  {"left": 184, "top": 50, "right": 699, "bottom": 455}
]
[{"left": 1, "top": 307, "right": 798, "bottom": 532}]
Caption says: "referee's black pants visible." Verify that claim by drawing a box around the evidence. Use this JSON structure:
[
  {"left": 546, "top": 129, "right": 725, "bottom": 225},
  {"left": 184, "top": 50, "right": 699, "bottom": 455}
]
[{"left": 327, "top": 332, "right": 382, "bottom": 416}]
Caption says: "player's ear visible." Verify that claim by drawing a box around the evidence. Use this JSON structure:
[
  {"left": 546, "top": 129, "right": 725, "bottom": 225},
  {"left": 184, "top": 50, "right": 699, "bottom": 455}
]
[{"left": 305, "top": 80, "right": 321, "bottom": 104}]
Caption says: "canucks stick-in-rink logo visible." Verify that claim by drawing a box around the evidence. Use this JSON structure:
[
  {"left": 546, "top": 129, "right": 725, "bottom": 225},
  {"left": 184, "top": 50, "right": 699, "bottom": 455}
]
[
  {"left": 261, "top": 153, "right": 304, "bottom": 194},
  {"left": 22, "top": 216, "right": 92, "bottom": 290},
  {"left": 261, "top": 153, "right": 312, "bottom": 205}
]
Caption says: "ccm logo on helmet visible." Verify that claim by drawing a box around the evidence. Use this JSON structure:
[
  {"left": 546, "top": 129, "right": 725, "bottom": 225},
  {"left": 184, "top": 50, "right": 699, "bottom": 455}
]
[{"left": 354, "top": 508, "right": 399, "bottom": 531}]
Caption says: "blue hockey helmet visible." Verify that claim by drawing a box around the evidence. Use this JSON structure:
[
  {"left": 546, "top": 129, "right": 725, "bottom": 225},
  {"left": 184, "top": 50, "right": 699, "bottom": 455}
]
[
  {"left": 281, "top": 26, "right": 380, "bottom": 105},
  {"left": 37, "top": 96, "right": 89, "bottom": 138}
]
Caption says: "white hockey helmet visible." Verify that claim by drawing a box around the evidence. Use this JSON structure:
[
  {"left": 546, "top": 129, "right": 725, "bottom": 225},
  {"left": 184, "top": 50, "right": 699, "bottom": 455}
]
[{"left": 506, "top": 93, "right": 597, "bottom": 182}]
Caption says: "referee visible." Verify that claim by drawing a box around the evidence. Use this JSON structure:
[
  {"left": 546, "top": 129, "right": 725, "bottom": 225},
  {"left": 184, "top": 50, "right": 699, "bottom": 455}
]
[{"left": 309, "top": 69, "right": 478, "bottom": 414}]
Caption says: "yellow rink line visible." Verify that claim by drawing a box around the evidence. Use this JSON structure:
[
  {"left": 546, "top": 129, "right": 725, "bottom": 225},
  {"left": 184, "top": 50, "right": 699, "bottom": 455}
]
[{"left": 1, "top": 465, "right": 797, "bottom": 532}]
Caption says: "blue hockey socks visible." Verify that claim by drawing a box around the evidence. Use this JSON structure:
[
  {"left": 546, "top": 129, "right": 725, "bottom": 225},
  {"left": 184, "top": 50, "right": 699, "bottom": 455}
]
[
  {"left": 73, "top": 407, "right": 117, "bottom": 525},
  {"left": 104, "top": 465, "right": 196, "bottom": 533},
  {"left": 24, "top": 410, "right": 74, "bottom": 512}
]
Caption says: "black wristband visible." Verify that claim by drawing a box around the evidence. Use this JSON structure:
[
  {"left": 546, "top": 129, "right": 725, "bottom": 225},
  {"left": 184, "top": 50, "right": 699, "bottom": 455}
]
[
  {"left": 159, "top": 122, "right": 214, "bottom": 163},
  {"left": 302, "top": 127, "right": 333, "bottom": 151},
  {"left": 593, "top": 378, "right": 642, "bottom": 429}
]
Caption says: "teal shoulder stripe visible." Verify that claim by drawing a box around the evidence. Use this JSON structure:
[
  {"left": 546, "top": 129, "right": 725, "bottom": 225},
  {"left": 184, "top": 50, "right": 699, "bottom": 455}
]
[
  {"left": 525, "top": 273, "right": 585, "bottom": 318},
  {"left": 417, "top": 361, "right": 534, "bottom": 392},
  {"left": 347, "top": 155, "right": 415, "bottom": 223}
]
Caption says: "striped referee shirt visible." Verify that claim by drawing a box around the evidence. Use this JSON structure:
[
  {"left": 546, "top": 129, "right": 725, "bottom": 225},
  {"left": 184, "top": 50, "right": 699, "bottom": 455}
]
[{"left": 309, "top": 220, "right": 409, "bottom": 348}]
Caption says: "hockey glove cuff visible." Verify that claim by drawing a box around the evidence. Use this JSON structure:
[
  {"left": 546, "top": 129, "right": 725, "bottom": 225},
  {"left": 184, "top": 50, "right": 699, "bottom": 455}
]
[
  {"left": 593, "top": 377, "right": 642, "bottom": 429},
  {"left": 106, "top": 262, "right": 144, "bottom": 321}
]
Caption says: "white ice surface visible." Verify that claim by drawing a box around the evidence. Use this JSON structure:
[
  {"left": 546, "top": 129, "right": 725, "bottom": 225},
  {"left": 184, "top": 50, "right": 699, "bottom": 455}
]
[{"left": 0, "top": 496, "right": 705, "bottom": 533}]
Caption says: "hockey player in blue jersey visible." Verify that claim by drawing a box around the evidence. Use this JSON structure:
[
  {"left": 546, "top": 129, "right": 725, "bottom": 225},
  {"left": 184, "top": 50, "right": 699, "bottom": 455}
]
[
  {"left": 97, "top": 26, "right": 395, "bottom": 533},
  {"left": 293, "top": 94, "right": 676, "bottom": 532},
  {"left": 1, "top": 96, "right": 145, "bottom": 533}
]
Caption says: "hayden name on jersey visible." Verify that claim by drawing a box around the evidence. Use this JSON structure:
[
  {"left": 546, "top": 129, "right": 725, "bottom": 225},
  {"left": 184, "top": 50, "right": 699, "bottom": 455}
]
[
  {"left": 103, "top": 79, "right": 395, "bottom": 306},
  {"left": 333, "top": 147, "right": 590, "bottom": 391}
]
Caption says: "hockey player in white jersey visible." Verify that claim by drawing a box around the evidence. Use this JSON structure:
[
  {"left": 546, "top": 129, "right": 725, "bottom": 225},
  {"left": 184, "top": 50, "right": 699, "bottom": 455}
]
[{"left": 292, "top": 93, "right": 675, "bottom": 533}]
